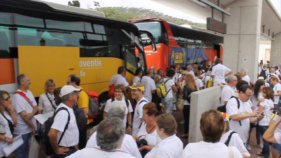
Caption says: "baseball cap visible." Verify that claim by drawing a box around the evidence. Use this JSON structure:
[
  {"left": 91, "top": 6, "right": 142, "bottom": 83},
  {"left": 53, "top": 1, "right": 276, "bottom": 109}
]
[
  {"left": 59, "top": 85, "right": 81, "bottom": 97},
  {"left": 129, "top": 82, "right": 145, "bottom": 91}
]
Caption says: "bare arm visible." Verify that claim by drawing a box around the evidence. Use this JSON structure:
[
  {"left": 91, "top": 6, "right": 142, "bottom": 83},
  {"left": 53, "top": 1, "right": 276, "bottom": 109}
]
[
  {"left": 230, "top": 112, "right": 256, "bottom": 121},
  {"left": 263, "top": 116, "right": 281, "bottom": 143}
]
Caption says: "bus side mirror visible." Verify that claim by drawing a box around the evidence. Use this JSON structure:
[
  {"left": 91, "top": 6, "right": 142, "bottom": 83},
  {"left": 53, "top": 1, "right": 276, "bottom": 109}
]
[{"left": 138, "top": 30, "right": 157, "bottom": 52}]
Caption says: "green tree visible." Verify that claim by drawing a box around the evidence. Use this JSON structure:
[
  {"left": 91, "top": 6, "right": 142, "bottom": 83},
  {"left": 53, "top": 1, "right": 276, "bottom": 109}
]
[{"left": 68, "top": 0, "right": 80, "bottom": 7}]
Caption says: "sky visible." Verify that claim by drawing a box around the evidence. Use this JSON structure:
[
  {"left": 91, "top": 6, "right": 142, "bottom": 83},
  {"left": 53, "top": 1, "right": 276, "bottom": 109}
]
[{"left": 42, "top": 0, "right": 206, "bottom": 23}]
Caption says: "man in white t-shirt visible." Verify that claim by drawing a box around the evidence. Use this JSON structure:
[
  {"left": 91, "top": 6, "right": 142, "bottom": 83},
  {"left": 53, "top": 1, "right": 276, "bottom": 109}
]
[
  {"left": 141, "top": 69, "right": 156, "bottom": 102},
  {"left": 67, "top": 118, "right": 136, "bottom": 158},
  {"left": 110, "top": 66, "right": 129, "bottom": 87},
  {"left": 182, "top": 110, "right": 242, "bottom": 158},
  {"left": 221, "top": 75, "right": 237, "bottom": 105},
  {"left": 129, "top": 83, "right": 148, "bottom": 136},
  {"left": 240, "top": 68, "right": 251, "bottom": 85},
  {"left": 163, "top": 69, "right": 178, "bottom": 114},
  {"left": 49, "top": 85, "right": 80, "bottom": 157},
  {"left": 226, "top": 83, "right": 261, "bottom": 144},
  {"left": 87, "top": 107, "right": 141, "bottom": 158},
  {"left": 194, "top": 70, "right": 204, "bottom": 90},
  {"left": 13, "top": 74, "right": 40, "bottom": 158},
  {"left": 270, "top": 76, "right": 281, "bottom": 107},
  {"left": 211, "top": 58, "right": 232, "bottom": 86}
]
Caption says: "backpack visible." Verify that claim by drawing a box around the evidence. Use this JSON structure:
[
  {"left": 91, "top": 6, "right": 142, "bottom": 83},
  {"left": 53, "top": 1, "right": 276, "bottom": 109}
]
[
  {"left": 87, "top": 95, "right": 99, "bottom": 119},
  {"left": 156, "top": 79, "right": 171, "bottom": 98},
  {"left": 225, "top": 131, "right": 236, "bottom": 146},
  {"left": 73, "top": 104, "right": 87, "bottom": 149},
  {"left": 42, "top": 107, "right": 70, "bottom": 156},
  {"left": 217, "top": 97, "right": 242, "bottom": 126}
]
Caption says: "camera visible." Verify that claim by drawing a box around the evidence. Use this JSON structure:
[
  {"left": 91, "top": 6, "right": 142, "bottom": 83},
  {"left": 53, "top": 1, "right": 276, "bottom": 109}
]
[{"left": 136, "top": 139, "right": 148, "bottom": 148}]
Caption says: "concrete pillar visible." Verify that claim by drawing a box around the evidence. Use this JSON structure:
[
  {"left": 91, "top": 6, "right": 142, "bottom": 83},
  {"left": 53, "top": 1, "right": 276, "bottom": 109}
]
[
  {"left": 189, "top": 86, "right": 221, "bottom": 143},
  {"left": 270, "top": 32, "right": 281, "bottom": 66},
  {"left": 224, "top": 0, "right": 263, "bottom": 81}
]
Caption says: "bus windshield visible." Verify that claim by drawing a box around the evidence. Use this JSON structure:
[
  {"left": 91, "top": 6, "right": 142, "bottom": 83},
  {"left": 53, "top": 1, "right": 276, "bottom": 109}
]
[{"left": 134, "top": 21, "right": 162, "bottom": 43}]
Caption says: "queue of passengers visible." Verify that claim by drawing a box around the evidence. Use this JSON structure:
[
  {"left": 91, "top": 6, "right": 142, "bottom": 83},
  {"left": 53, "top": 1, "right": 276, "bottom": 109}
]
[{"left": 2, "top": 58, "right": 281, "bottom": 158}]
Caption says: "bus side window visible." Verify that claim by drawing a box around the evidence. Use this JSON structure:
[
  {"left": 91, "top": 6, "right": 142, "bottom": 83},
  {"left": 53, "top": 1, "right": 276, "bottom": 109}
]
[{"left": 0, "top": 26, "right": 12, "bottom": 57}]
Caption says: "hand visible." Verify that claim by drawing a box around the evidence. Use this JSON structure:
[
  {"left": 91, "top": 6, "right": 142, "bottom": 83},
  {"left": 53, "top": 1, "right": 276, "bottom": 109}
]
[
  {"left": 139, "top": 145, "right": 152, "bottom": 151},
  {"left": 126, "top": 126, "right": 132, "bottom": 135},
  {"left": 56, "top": 147, "right": 69, "bottom": 155},
  {"left": 32, "top": 106, "right": 39, "bottom": 114},
  {"left": 31, "top": 127, "right": 36, "bottom": 135},
  {"left": 249, "top": 111, "right": 259, "bottom": 117},
  {"left": 5, "top": 137, "right": 13, "bottom": 145}
]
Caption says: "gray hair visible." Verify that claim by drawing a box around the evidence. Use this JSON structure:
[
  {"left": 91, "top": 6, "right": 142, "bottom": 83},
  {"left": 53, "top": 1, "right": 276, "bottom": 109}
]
[
  {"left": 107, "top": 107, "right": 125, "bottom": 120},
  {"left": 240, "top": 68, "right": 248, "bottom": 74},
  {"left": 225, "top": 75, "right": 237, "bottom": 84},
  {"left": 61, "top": 93, "right": 71, "bottom": 102},
  {"left": 17, "top": 74, "right": 26, "bottom": 86},
  {"left": 96, "top": 117, "right": 125, "bottom": 151}
]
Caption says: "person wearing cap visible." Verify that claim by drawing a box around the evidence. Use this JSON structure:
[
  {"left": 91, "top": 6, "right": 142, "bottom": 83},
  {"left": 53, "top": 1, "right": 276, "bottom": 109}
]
[
  {"left": 67, "top": 74, "right": 89, "bottom": 118},
  {"left": 130, "top": 83, "right": 148, "bottom": 136},
  {"left": 219, "top": 112, "right": 250, "bottom": 158},
  {"left": 13, "top": 74, "right": 40, "bottom": 158},
  {"left": 48, "top": 85, "right": 80, "bottom": 157},
  {"left": 270, "top": 75, "right": 281, "bottom": 109}
]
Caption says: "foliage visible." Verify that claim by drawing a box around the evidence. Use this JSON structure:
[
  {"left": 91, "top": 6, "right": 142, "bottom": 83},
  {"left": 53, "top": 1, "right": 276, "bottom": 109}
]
[
  {"left": 96, "top": 7, "right": 206, "bottom": 29},
  {"left": 68, "top": 0, "right": 80, "bottom": 7}
]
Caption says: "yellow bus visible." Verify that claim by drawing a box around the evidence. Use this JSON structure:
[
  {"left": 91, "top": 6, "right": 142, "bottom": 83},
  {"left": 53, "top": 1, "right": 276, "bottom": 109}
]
[{"left": 0, "top": 0, "right": 148, "bottom": 103}]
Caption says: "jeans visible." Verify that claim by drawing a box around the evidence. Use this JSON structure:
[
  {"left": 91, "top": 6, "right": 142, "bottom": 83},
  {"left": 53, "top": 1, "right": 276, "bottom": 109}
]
[
  {"left": 15, "top": 133, "right": 32, "bottom": 158},
  {"left": 163, "top": 98, "right": 174, "bottom": 114},
  {"left": 259, "top": 125, "right": 270, "bottom": 158},
  {"left": 183, "top": 105, "right": 190, "bottom": 134},
  {"left": 272, "top": 143, "right": 281, "bottom": 155}
]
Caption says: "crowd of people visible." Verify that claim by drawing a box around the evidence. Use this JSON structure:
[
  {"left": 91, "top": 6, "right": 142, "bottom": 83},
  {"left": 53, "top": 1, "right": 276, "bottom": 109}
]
[{"left": 2, "top": 58, "right": 281, "bottom": 158}]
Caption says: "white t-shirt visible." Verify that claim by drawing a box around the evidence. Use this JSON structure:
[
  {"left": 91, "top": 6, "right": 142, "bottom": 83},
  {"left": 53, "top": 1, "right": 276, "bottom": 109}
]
[
  {"left": 12, "top": 90, "right": 37, "bottom": 135},
  {"left": 0, "top": 114, "right": 13, "bottom": 157},
  {"left": 86, "top": 132, "right": 141, "bottom": 158},
  {"left": 39, "top": 92, "right": 56, "bottom": 114},
  {"left": 226, "top": 98, "right": 252, "bottom": 143},
  {"left": 259, "top": 99, "right": 274, "bottom": 126},
  {"left": 241, "top": 75, "right": 251, "bottom": 85},
  {"left": 104, "top": 97, "right": 133, "bottom": 127},
  {"left": 136, "top": 123, "right": 161, "bottom": 146},
  {"left": 195, "top": 77, "right": 204, "bottom": 90},
  {"left": 163, "top": 78, "right": 175, "bottom": 100},
  {"left": 182, "top": 141, "right": 242, "bottom": 158},
  {"left": 273, "top": 83, "right": 281, "bottom": 104},
  {"left": 211, "top": 64, "right": 231, "bottom": 86},
  {"left": 220, "top": 130, "right": 250, "bottom": 157},
  {"left": 221, "top": 85, "right": 236, "bottom": 105},
  {"left": 51, "top": 103, "right": 79, "bottom": 147},
  {"left": 145, "top": 135, "right": 183, "bottom": 158},
  {"left": 141, "top": 76, "right": 156, "bottom": 102},
  {"left": 133, "top": 76, "right": 141, "bottom": 85},
  {"left": 66, "top": 147, "right": 136, "bottom": 158},
  {"left": 132, "top": 98, "right": 148, "bottom": 136},
  {"left": 111, "top": 74, "right": 129, "bottom": 87}
]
